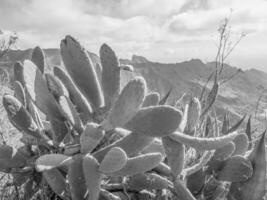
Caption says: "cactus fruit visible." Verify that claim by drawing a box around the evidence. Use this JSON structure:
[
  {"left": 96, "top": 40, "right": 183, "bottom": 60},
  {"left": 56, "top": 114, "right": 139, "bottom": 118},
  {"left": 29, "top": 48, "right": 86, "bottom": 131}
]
[
  {"left": 80, "top": 122, "right": 105, "bottom": 154},
  {"left": 99, "top": 147, "right": 127, "bottom": 173},
  {"left": 127, "top": 173, "right": 169, "bottom": 191},
  {"left": 170, "top": 131, "right": 239, "bottom": 150},
  {"left": 162, "top": 136, "right": 185, "bottom": 177},
  {"left": 142, "top": 92, "right": 160, "bottom": 107},
  {"left": 60, "top": 35, "right": 104, "bottom": 109},
  {"left": 100, "top": 43, "right": 120, "bottom": 109},
  {"left": 43, "top": 168, "right": 69, "bottom": 199},
  {"left": 125, "top": 105, "right": 182, "bottom": 137},
  {"left": 83, "top": 154, "right": 102, "bottom": 200},
  {"left": 232, "top": 133, "right": 249, "bottom": 156},
  {"left": 228, "top": 132, "right": 266, "bottom": 200},
  {"left": 109, "top": 153, "right": 163, "bottom": 177},
  {"left": 35, "top": 154, "right": 73, "bottom": 172},
  {"left": 54, "top": 66, "right": 93, "bottom": 123},
  {"left": 31, "top": 46, "right": 45, "bottom": 74},
  {"left": 102, "top": 77, "right": 146, "bottom": 130}
]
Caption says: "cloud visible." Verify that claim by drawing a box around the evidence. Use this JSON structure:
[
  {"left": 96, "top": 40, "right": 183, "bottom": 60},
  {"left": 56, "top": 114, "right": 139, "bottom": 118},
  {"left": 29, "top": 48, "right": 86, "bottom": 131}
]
[{"left": 0, "top": 0, "right": 267, "bottom": 70}]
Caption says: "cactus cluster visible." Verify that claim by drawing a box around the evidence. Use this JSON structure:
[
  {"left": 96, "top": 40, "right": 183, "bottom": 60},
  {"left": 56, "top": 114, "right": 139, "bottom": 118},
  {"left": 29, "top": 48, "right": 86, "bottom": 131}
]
[{"left": 0, "top": 35, "right": 266, "bottom": 200}]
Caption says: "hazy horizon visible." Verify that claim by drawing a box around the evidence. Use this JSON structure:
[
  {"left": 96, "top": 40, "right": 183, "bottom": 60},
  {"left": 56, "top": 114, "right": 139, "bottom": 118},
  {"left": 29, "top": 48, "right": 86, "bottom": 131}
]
[{"left": 1, "top": 0, "right": 267, "bottom": 72}]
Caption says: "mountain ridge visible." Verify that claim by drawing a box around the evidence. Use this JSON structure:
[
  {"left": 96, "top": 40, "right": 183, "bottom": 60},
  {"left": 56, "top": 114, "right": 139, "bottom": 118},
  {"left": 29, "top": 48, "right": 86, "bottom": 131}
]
[{"left": 1, "top": 48, "right": 267, "bottom": 125}]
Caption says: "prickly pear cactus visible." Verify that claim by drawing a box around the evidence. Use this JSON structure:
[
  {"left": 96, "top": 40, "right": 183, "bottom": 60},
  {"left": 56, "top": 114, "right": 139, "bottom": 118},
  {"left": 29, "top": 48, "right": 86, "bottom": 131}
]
[{"left": 0, "top": 35, "right": 265, "bottom": 200}]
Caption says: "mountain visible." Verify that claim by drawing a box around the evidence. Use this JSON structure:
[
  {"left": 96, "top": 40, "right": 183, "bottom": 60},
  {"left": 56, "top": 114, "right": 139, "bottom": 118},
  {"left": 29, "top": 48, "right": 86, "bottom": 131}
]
[{"left": 1, "top": 48, "right": 267, "bottom": 127}]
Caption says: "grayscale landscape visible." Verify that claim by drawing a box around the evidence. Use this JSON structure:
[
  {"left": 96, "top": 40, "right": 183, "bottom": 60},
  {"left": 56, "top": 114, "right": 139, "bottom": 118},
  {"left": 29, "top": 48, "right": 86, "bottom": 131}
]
[{"left": 0, "top": 0, "right": 266, "bottom": 199}]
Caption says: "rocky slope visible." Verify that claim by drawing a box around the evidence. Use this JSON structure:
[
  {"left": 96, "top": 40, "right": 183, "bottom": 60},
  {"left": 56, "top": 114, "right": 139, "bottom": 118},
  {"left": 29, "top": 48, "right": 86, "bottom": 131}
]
[{"left": 1, "top": 49, "right": 267, "bottom": 126}]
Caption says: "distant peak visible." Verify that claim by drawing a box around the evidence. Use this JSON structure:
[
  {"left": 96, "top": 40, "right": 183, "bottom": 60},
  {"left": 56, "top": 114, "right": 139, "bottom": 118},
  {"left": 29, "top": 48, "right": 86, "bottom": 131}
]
[
  {"left": 131, "top": 55, "right": 150, "bottom": 64},
  {"left": 187, "top": 58, "right": 204, "bottom": 65}
]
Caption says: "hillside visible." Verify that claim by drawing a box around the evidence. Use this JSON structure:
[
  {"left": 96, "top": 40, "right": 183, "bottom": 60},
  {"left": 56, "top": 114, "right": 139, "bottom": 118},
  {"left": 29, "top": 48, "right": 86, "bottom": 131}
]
[{"left": 1, "top": 48, "right": 267, "bottom": 125}]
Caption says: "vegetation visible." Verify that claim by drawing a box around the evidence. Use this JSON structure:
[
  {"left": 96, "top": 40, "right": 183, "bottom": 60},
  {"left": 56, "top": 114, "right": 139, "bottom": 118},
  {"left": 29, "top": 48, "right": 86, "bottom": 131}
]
[
  {"left": 0, "top": 18, "right": 266, "bottom": 200},
  {"left": 0, "top": 33, "right": 264, "bottom": 200}
]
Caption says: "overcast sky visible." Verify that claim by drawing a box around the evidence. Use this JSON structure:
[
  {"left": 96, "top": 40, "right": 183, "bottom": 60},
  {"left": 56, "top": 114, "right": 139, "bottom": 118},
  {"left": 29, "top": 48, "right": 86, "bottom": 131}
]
[{"left": 0, "top": 0, "right": 267, "bottom": 72}]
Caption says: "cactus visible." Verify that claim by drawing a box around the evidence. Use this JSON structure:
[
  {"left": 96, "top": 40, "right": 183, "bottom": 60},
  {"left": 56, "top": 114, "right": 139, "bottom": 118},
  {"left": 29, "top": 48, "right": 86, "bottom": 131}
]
[
  {"left": 186, "top": 168, "right": 205, "bottom": 195},
  {"left": 13, "top": 81, "right": 26, "bottom": 106},
  {"left": 100, "top": 43, "right": 120, "bottom": 109},
  {"left": 142, "top": 138, "right": 166, "bottom": 156},
  {"left": 162, "top": 136, "right": 185, "bottom": 177},
  {"left": 99, "top": 147, "right": 127, "bottom": 173},
  {"left": 60, "top": 35, "right": 104, "bottom": 109},
  {"left": 31, "top": 46, "right": 45, "bottom": 74},
  {"left": 3, "top": 94, "right": 43, "bottom": 140},
  {"left": 13, "top": 61, "right": 25, "bottom": 86},
  {"left": 126, "top": 173, "right": 169, "bottom": 191},
  {"left": 83, "top": 154, "right": 102, "bottom": 200},
  {"left": 228, "top": 132, "right": 266, "bottom": 200},
  {"left": 142, "top": 92, "right": 160, "bottom": 107},
  {"left": 102, "top": 77, "right": 146, "bottom": 130},
  {"left": 211, "top": 141, "right": 235, "bottom": 161},
  {"left": 35, "top": 154, "right": 73, "bottom": 172},
  {"left": 45, "top": 73, "right": 69, "bottom": 100},
  {"left": 1, "top": 36, "right": 266, "bottom": 200},
  {"left": 159, "top": 88, "right": 172, "bottom": 105},
  {"left": 170, "top": 131, "right": 239, "bottom": 150},
  {"left": 93, "top": 129, "right": 154, "bottom": 162},
  {"left": 80, "top": 122, "right": 105, "bottom": 154},
  {"left": 215, "top": 156, "right": 253, "bottom": 182},
  {"left": 185, "top": 97, "right": 201, "bottom": 134},
  {"left": 109, "top": 153, "right": 163, "bottom": 177},
  {"left": 54, "top": 66, "right": 93, "bottom": 123},
  {"left": 173, "top": 178, "right": 197, "bottom": 200},
  {"left": 125, "top": 105, "right": 182, "bottom": 137},
  {"left": 232, "top": 133, "right": 249, "bottom": 156},
  {"left": 245, "top": 115, "right": 252, "bottom": 141},
  {"left": 68, "top": 155, "right": 87, "bottom": 200},
  {"left": 42, "top": 168, "right": 69, "bottom": 199},
  {"left": 221, "top": 112, "right": 229, "bottom": 135},
  {"left": 227, "top": 114, "right": 246, "bottom": 134},
  {"left": 59, "top": 95, "right": 83, "bottom": 134},
  {"left": 23, "top": 60, "right": 64, "bottom": 120}
]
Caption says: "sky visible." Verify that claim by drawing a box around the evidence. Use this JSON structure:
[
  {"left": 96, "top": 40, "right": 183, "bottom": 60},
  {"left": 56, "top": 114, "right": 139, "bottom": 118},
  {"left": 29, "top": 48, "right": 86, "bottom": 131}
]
[{"left": 0, "top": 0, "right": 267, "bottom": 72}]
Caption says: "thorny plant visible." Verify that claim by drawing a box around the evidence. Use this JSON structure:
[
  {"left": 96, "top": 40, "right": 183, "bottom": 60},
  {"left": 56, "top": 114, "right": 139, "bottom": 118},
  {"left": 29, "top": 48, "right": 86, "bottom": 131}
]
[{"left": 0, "top": 26, "right": 265, "bottom": 200}]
